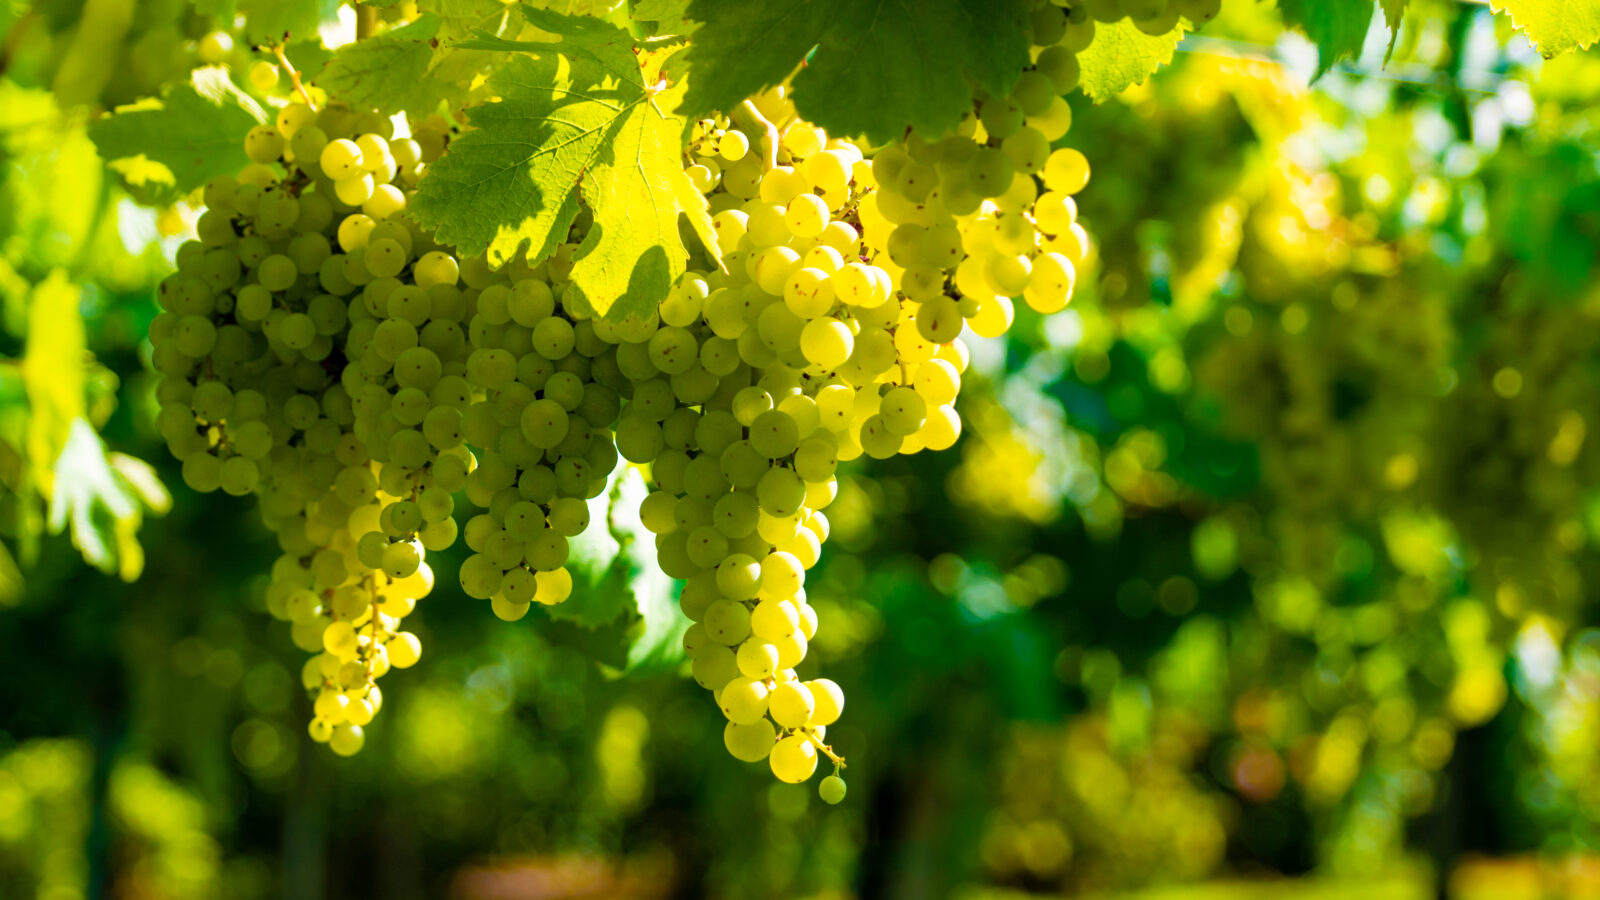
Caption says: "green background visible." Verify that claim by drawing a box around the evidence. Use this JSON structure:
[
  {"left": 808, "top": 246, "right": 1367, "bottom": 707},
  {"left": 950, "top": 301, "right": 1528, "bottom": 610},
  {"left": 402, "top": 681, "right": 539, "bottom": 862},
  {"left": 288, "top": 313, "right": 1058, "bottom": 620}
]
[{"left": 5, "top": 1, "right": 1600, "bottom": 898}]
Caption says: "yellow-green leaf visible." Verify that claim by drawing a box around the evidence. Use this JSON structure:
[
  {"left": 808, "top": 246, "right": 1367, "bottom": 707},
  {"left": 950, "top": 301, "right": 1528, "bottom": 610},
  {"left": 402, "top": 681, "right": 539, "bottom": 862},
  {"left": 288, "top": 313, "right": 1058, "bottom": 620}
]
[
  {"left": 23, "top": 273, "right": 86, "bottom": 493},
  {"left": 410, "top": 8, "right": 718, "bottom": 320},
  {"left": 1075, "top": 18, "right": 1187, "bottom": 103},
  {"left": 1491, "top": 0, "right": 1600, "bottom": 58}
]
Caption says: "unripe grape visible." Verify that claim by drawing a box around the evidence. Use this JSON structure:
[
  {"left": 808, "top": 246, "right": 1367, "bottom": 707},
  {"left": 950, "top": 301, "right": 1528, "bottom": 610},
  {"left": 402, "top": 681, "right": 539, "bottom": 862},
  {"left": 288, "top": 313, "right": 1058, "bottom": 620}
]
[
  {"left": 769, "top": 680, "right": 815, "bottom": 728},
  {"left": 725, "top": 720, "right": 776, "bottom": 762},
  {"left": 769, "top": 734, "right": 818, "bottom": 783}
]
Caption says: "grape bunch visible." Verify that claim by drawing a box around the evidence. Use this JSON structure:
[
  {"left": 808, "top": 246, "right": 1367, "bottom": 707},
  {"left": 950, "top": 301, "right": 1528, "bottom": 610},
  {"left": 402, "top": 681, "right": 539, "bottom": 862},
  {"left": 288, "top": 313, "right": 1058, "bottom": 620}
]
[
  {"left": 146, "top": 0, "right": 1110, "bottom": 797},
  {"left": 147, "top": 99, "right": 617, "bottom": 758}
]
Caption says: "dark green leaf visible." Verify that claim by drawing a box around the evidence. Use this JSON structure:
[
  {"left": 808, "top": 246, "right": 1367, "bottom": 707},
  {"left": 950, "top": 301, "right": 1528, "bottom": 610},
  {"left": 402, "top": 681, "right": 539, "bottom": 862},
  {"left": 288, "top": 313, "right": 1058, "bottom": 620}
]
[
  {"left": 1278, "top": 0, "right": 1375, "bottom": 79},
  {"left": 678, "top": 0, "right": 1031, "bottom": 143}
]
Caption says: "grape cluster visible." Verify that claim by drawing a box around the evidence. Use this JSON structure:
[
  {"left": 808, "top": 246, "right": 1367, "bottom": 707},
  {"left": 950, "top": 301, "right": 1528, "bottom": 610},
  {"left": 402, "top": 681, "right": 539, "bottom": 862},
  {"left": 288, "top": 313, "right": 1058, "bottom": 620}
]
[
  {"left": 148, "top": 0, "right": 1105, "bottom": 795},
  {"left": 147, "top": 100, "right": 614, "bottom": 757}
]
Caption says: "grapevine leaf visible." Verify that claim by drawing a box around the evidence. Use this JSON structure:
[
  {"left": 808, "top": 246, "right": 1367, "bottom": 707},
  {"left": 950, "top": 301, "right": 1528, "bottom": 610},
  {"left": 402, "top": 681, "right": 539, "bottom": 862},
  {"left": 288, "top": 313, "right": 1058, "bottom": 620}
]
[
  {"left": 1489, "top": 0, "right": 1600, "bottom": 57},
  {"left": 238, "top": 0, "right": 342, "bottom": 43},
  {"left": 1074, "top": 18, "right": 1187, "bottom": 102},
  {"left": 545, "top": 466, "right": 686, "bottom": 673},
  {"left": 1278, "top": 0, "right": 1375, "bottom": 78},
  {"left": 612, "top": 467, "right": 687, "bottom": 673},
  {"left": 631, "top": 0, "right": 695, "bottom": 35},
  {"left": 1380, "top": 0, "right": 1407, "bottom": 61},
  {"left": 48, "top": 419, "right": 158, "bottom": 580},
  {"left": 23, "top": 273, "right": 85, "bottom": 489},
  {"left": 549, "top": 472, "right": 630, "bottom": 628},
  {"left": 316, "top": 15, "right": 452, "bottom": 119},
  {"left": 410, "top": 8, "right": 718, "bottom": 321},
  {"left": 20, "top": 275, "right": 162, "bottom": 580},
  {"left": 283, "top": 38, "right": 335, "bottom": 77},
  {"left": 89, "top": 69, "right": 264, "bottom": 196},
  {"left": 419, "top": 0, "right": 518, "bottom": 39},
  {"left": 677, "top": 0, "right": 1030, "bottom": 143}
]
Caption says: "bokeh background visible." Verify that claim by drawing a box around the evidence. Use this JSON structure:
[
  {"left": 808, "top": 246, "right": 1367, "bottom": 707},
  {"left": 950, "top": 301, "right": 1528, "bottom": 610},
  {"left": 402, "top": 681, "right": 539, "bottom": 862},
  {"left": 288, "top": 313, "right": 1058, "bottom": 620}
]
[{"left": 6, "top": 1, "right": 1600, "bottom": 898}]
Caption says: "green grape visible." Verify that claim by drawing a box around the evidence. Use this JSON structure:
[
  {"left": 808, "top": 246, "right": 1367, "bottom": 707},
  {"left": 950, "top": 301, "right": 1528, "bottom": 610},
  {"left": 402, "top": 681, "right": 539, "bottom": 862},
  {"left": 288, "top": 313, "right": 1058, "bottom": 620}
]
[
  {"left": 249, "top": 60, "right": 279, "bottom": 92},
  {"left": 1043, "top": 147, "right": 1091, "bottom": 194},
  {"left": 521, "top": 398, "right": 570, "bottom": 448},
  {"left": 769, "top": 680, "right": 815, "bottom": 728},
  {"left": 785, "top": 193, "right": 829, "bottom": 238},
  {"left": 819, "top": 775, "right": 847, "bottom": 804},
  {"left": 724, "top": 720, "right": 775, "bottom": 762},
  {"left": 197, "top": 30, "right": 233, "bottom": 64},
  {"left": 335, "top": 173, "right": 375, "bottom": 206},
  {"left": 258, "top": 254, "right": 299, "bottom": 291},
  {"left": 414, "top": 251, "right": 459, "bottom": 288},
  {"left": 769, "top": 734, "right": 818, "bottom": 783},
  {"left": 718, "top": 677, "right": 770, "bottom": 724},
  {"left": 320, "top": 138, "right": 363, "bottom": 179}
]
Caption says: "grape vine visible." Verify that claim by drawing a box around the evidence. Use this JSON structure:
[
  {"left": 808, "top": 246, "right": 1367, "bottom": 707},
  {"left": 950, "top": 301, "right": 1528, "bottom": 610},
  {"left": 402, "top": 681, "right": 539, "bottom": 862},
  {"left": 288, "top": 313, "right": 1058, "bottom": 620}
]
[{"left": 130, "top": 0, "right": 1224, "bottom": 799}]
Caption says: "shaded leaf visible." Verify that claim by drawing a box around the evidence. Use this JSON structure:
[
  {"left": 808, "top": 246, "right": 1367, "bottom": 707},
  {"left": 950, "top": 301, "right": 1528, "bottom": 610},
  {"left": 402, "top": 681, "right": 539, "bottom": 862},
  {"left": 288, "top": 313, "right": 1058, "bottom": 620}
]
[
  {"left": 89, "top": 69, "right": 264, "bottom": 196},
  {"left": 238, "top": 0, "right": 341, "bottom": 43},
  {"left": 678, "top": 0, "right": 1031, "bottom": 143},
  {"left": 1380, "top": 0, "right": 1407, "bottom": 61},
  {"left": 1278, "top": 0, "right": 1375, "bottom": 79}
]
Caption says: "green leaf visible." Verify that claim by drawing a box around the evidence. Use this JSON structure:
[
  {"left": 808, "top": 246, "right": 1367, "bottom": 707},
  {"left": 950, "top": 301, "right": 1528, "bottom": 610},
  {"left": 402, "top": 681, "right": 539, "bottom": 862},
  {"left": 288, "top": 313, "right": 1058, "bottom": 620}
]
[
  {"left": 549, "top": 473, "right": 631, "bottom": 629},
  {"left": 48, "top": 418, "right": 154, "bottom": 579},
  {"left": 316, "top": 15, "right": 453, "bottom": 119},
  {"left": 1490, "top": 0, "right": 1600, "bottom": 58},
  {"left": 419, "top": 0, "right": 518, "bottom": 39},
  {"left": 88, "top": 68, "right": 264, "bottom": 197},
  {"left": 238, "top": 0, "right": 341, "bottom": 43},
  {"left": 1380, "top": 0, "right": 1407, "bottom": 61},
  {"left": 631, "top": 0, "right": 695, "bottom": 35},
  {"left": 613, "top": 467, "right": 687, "bottom": 672},
  {"left": 678, "top": 0, "right": 1031, "bottom": 143},
  {"left": 1075, "top": 18, "right": 1186, "bottom": 103},
  {"left": 1278, "top": 0, "right": 1375, "bottom": 78},
  {"left": 410, "top": 8, "right": 718, "bottom": 321},
  {"left": 543, "top": 466, "right": 687, "bottom": 672},
  {"left": 23, "top": 273, "right": 86, "bottom": 483},
  {"left": 283, "top": 38, "right": 335, "bottom": 78}
]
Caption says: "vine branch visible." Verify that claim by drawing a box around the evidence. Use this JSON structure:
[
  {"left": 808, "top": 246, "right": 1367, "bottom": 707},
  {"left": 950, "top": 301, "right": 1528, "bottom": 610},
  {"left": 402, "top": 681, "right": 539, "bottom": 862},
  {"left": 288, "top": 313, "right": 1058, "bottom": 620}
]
[
  {"left": 739, "top": 100, "right": 780, "bottom": 171},
  {"left": 274, "top": 45, "right": 317, "bottom": 111}
]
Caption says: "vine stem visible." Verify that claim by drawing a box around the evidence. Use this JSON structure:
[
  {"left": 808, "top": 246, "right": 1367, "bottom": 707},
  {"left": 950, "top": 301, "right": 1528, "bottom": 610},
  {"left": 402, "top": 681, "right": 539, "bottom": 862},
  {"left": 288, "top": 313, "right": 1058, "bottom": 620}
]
[
  {"left": 805, "top": 730, "right": 846, "bottom": 769},
  {"left": 356, "top": 5, "right": 379, "bottom": 41},
  {"left": 739, "top": 99, "right": 780, "bottom": 172},
  {"left": 274, "top": 45, "right": 317, "bottom": 112}
]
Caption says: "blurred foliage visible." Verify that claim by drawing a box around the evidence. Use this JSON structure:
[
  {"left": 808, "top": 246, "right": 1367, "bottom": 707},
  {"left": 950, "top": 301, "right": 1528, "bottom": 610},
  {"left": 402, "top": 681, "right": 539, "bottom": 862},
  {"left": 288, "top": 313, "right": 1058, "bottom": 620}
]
[{"left": 9, "top": 1, "right": 1600, "bottom": 899}]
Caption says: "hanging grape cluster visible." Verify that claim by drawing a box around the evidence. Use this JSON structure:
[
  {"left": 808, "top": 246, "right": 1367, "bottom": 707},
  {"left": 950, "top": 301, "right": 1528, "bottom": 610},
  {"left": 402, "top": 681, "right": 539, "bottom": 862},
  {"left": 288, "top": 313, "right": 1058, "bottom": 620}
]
[{"left": 138, "top": 0, "right": 1217, "bottom": 801}]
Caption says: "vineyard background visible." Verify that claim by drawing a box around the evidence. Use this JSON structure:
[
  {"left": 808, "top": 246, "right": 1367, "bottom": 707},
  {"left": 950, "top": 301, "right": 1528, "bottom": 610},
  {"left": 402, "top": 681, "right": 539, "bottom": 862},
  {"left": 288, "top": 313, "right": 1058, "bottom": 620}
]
[{"left": 6, "top": 0, "right": 1600, "bottom": 898}]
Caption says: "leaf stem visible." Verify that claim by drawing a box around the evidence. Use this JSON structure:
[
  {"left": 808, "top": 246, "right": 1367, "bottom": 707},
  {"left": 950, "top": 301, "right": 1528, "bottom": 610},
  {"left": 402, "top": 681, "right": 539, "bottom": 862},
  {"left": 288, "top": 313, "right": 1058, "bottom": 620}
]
[
  {"left": 739, "top": 100, "right": 780, "bottom": 171},
  {"left": 274, "top": 45, "right": 318, "bottom": 112}
]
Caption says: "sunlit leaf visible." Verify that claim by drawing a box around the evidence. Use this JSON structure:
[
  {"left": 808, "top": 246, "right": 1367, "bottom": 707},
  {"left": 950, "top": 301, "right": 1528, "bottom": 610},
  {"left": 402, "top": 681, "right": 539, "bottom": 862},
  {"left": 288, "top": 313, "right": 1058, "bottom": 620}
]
[
  {"left": 1490, "top": 0, "right": 1600, "bottom": 58},
  {"left": 1075, "top": 18, "right": 1187, "bottom": 102},
  {"left": 410, "top": 7, "right": 718, "bottom": 321}
]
